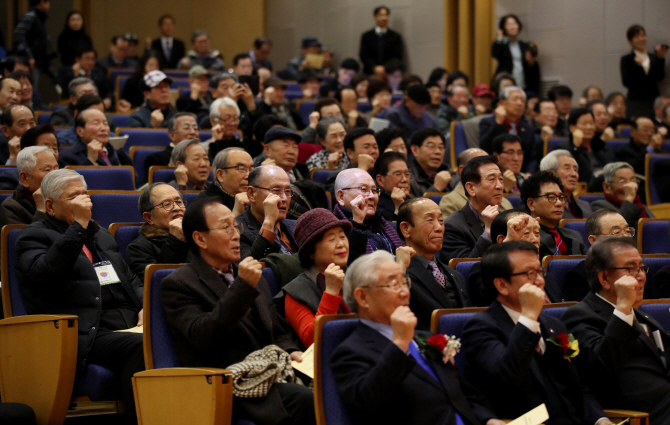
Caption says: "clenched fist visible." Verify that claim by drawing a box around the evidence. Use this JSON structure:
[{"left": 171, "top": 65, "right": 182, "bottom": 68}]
[{"left": 238, "top": 257, "right": 262, "bottom": 287}]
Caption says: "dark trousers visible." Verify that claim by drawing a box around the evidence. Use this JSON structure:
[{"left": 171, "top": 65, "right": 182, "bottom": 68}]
[
  {"left": 88, "top": 330, "right": 144, "bottom": 425},
  {"left": 233, "top": 382, "right": 315, "bottom": 425},
  {"left": 0, "top": 403, "right": 37, "bottom": 425}
]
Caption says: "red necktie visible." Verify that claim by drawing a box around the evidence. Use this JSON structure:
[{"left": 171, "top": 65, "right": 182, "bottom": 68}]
[
  {"left": 99, "top": 151, "right": 112, "bottom": 166},
  {"left": 82, "top": 245, "right": 94, "bottom": 263},
  {"left": 548, "top": 229, "right": 567, "bottom": 255}
]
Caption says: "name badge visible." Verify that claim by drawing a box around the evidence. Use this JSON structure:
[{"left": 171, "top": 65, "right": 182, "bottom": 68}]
[{"left": 93, "top": 261, "right": 121, "bottom": 286}]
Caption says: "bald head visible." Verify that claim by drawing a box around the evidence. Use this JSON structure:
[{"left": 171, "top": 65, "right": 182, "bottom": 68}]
[
  {"left": 247, "top": 165, "right": 292, "bottom": 223},
  {"left": 457, "top": 148, "right": 487, "bottom": 174}
]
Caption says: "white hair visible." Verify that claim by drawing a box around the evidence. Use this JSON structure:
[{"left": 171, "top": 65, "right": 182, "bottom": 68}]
[
  {"left": 603, "top": 162, "right": 634, "bottom": 185},
  {"left": 539, "top": 149, "right": 577, "bottom": 172},
  {"left": 343, "top": 251, "right": 395, "bottom": 312},
  {"left": 41, "top": 169, "right": 87, "bottom": 206},
  {"left": 209, "top": 96, "right": 240, "bottom": 120},
  {"left": 499, "top": 85, "right": 526, "bottom": 101},
  {"left": 334, "top": 168, "right": 372, "bottom": 193},
  {"left": 16, "top": 146, "right": 52, "bottom": 175},
  {"left": 171, "top": 138, "right": 203, "bottom": 164}
]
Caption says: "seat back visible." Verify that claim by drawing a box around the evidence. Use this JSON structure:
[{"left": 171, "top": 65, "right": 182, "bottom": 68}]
[
  {"left": 1, "top": 224, "right": 29, "bottom": 317},
  {"left": 148, "top": 166, "right": 214, "bottom": 185},
  {"left": 144, "top": 264, "right": 184, "bottom": 370},
  {"left": 637, "top": 301, "right": 670, "bottom": 332},
  {"left": 314, "top": 315, "right": 359, "bottom": 425},
  {"left": 423, "top": 192, "right": 446, "bottom": 205},
  {"left": 108, "top": 223, "right": 142, "bottom": 262},
  {"left": 450, "top": 121, "right": 467, "bottom": 170},
  {"left": 542, "top": 256, "right": 587, "bottom": 301},
  {"left": 638, "top": 219, "right": 670, "bottom": 254},
  {"left": 65, "top": 166, "right": 135, "bottom": 190},
  {"left": 36, "top": 112, "right": 51, "bottom": 125},
  {"left": 89, "top": 191, "right": 143, "bottom": 229},
  {"left": 545, "top": 137, "right": 568, "bottom": 156},
  {"left": 646, "top": 154, "right": 668, "bottom": 205},
  {"left": 540, "top": 302, "right": 577, "bottom": 320},
  {"left": 356, "top": 103, "right": 372, "bottom": 113},
  {"left": 619, "top": 126, "right": 631, "bottom": 139},
  {"left": 298, "top": 101, "right": 316, "bottom": 126},
  {"left": 262, "top": 267, "right": 280, "bottom": 297},
  {"left": 130, "top": 147, "right": 163, "bottom": 186},
  {"left": 448, "top": 258, "right": 480, "bottom": 283},
  {"left": 311, "top": 169, "right": 332, "bottom": 185},
  {"left": 433, "top": 308, "right": 485, "bottom": 375},
  {"left": 181, "top": 191, "right": 201, "bottom": 206},
  {"left": 560, "top": 219, "right": 589, "bottom": 249},
  {"left": 117, "top": 128, "right": 172, "bottom": 154},
  {"left": 0, "top": 190, "right": 14, "bottom": 204},
  {"left": 108, "top": 113, "right": 131, "bottom": 127},
  {"left": 641, "top": 255, "right": 670, "bottom": 281},
  {"left": 577, "top": 193, "right": 605, "bottom": 204},
  {"left": 604, "top": 139, "right": 629, "bottom": 152},
  {"left": 504, "top": 194, "right": 521, "bottom": 208}
]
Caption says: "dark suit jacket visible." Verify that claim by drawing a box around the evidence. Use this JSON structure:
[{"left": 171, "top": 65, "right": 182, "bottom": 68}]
[
  {"left": 463, "top": 301, "right": 605, "bottom": 424},
  {"left": 407, "top": 256, "right": 471, "bottom": 330},
  {"left": 59, "top": 136, "right": 132, "bottom": 167},
  {"left": 151, "top": 38, "right": 186, "bottom": 69},
  {"left": 539, "top": 225, "right": 586, "bottom": 259},
  {"left": 615, "top": 139, "right": 662, "bottom": 176},
  {"left": 563, "top": 196, "right": 593, "bottom": 219},
  {"left": 236, "top": 207, "right": 297, "bottom": 261},
  {"left": 331, "top": 322, "right": 495, "bottom": 425},
  {"left": 439, "top": 204, "right": 492, "bottom": 263},
  {"left": 565, "top": 261, "right": 658, "bottom": 302},
  {"left": 96, "top": 54, "right": 137, "bottom": 72},
  {"left": 562, "top": 292, "right": 670, "bottom": 423},
  {"left": 591, "top": 198, "right": 654, "bottom": 230},
  {"left": 358, "top": 28, "right": 403, "bottom": 75},
  {"left": 491, "top": 40, "right": 540, "bottom": 93},
  {"left": 479, "top": 115, "right": 537, "bottom": 172},
  {"left": 161, "top": 255, "right": 299, "bottom": 425},
  {"left": 196, "top": 182, "right": 236, "bottom": 210},
  {"left": 621, "top": 51, "right": 665, "bottom": 102}
]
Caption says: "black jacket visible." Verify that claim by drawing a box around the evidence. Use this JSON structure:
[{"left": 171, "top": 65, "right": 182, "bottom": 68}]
[
  {"left": 256, "top": 102, "right": 305, "bottom": 131},
  {"left": 615, "top": 138, "right": 662, "bottom": 175},
  {"left": 15, "top": 216, "right": 143, "bottom": 371},
  {"left": 556, "top": 135, "right": 616, "bottom": 191},
  {"left": 539, "top": 224, "right": 587, "bottom": 259},
  {"left": 439, "top": 204, "right": 493, "bottom": 263},
  {"left": 235, "top": 207, "right": 297, "bottom": 260},
  {"left": 57, "top": 29, "right": 93, "bottom": 67},
  {"left": 129, "top": 101, "right": 177, "bottom": 128},
  {"left": 491, "top": 39, "right": 540, "bottom": 93},
  {"left": 479, "top": 115, "right": 537, "bottom": 172},
  {"left": 408, "top": 157, "right": 450, "bottom": 198},
  {"left": 125, "top": 224, "right": 190, "bottom": 282},
  {"left": 358, "top": 28, "right": 403, "bottom": 75},
  {"left": 13, "top": 8, "right": 51, "bottom": 67},
  {"left": 59, "top": 135, "right": 132, "bottom": 167},
  {"left": 151, "top": 38, "right": 186, "bottom": 69},
  {"left": 620, "top": 51, "right": 665, "bottom": 102},
  {"left": 196, "top": 181, "right": 236, "bottom": 210},
  {"left": 0, "top": 185, "right": 46, "bottom": 229}
]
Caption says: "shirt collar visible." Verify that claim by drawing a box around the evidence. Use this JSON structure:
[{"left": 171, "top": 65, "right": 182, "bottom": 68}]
[
  {"left": 361, "top": 318, "right": 394, "bottom": 341},
  {"left": 375, "top": 26, "right": 387, "bottom": 35},
  {"left": 501, "top": 303, "right": 522, "bottom": 324},
  {"left": 595, "top": 292, "right": 617, "bottom": 309},
  {"left": 413, "top": 254, "right": 434, "bottom": 269}
]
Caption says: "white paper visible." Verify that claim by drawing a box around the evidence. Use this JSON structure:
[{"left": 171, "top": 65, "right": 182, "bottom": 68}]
[
  {"left": 368, "top": 117, "right": 390, "bottom": 132},
  {"left": 114, "top": 326, "right": 143, "bottom": 333},
  {"left": 108, "top": 135, "right": 129, "bottom": 151},
  {"left": 290, "top": 344, "right": 314, "bottom": 379},
  {"left": 507, "top": 404, "right": 549, "bottom": 425}
]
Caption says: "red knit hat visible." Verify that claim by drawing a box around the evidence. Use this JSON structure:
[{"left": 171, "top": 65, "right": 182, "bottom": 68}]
[{"left": 294, "top": 208, "right": 353, "bottom": 254}]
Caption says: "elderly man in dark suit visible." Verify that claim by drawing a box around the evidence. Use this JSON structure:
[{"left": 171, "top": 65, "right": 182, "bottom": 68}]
[
  {"left": 562, "top": 237, "right": 670, "bottom": 424},
  {"left": 15, "top": 169, "right": 144, "bottom": 425},
  {"left": 332, "top": 250, "right": 504, "bottom": 425},
  {"left": 161, "top": 197, "right": 314, "bottom": 425},
  {"left": 398, "top": 198, "right": 470, "bottom": 330},
  {"left": 236, "top": 165, "right": 297, "bottom": 260},
  {"left": 540, "top": 149, "right": 593, "bottom": 219},
  {"left": 463, "top": 242, "right": 612, "bottom": 425},
  {"left": 521, "top": 171, "right": 586, "bottom": 258},
  {"left": 479, "top": 86, "right": 538, "bottom": 172},
  {"left": 358, "top": 6, "right": 404, "bottom": 76},
  {"left": 439, "top": 155, "right": 503, "bottom": 262},
  {"left": 197, "top": 147, "right": 252, "bottom": 217}
]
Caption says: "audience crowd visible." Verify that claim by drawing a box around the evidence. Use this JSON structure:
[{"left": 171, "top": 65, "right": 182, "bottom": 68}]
[{"left": 2, "top": 2, "right": 670, "bottom": 425}]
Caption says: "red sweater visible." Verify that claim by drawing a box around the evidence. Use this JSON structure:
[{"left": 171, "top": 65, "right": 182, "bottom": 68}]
[{"left": 285, "top": 291, "right": 350, "bottom": 347}]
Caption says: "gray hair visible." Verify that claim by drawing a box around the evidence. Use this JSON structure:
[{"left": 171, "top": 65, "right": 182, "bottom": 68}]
[
  {"left": 539, "top": 149, "right": 576, "bottom": 172},
  {"left": 209, "top": 72, "right": 237, "bottom": 90},
  {"left": 316, "top": 116, "right": 346, "bottom": 141},
  {"left": 138, "top": 182, "right": 170, "bottom": 215},
  {"left": 191, "top": 29, "right": 208, "bottom": 43},
  {"left": 171, "top": 138, "right": 203, "bottom": 164},
  {"left": 16, "top": 146, "right": 52, "bottom": 175},
  {"left": 585, "top": 237, "right": 637, "bottom": 293},
  {"left": 499, "top": 85, "right": 526, "bottom": 101},
  {"left": 343, "top": 251, "right": 395, "bottom": 312},
  {"left": 68, "top": 77, "right": 96, "bottom": 98},
  {"left": 209, "top": 97, "right": 240, "bottom": 120},
  {"left": 603, "top": 162, "right": 634, "bottom": 184},
  {"left": 334, "top": 168, "right": 371, "bottom": 193},
  {"left": 213, "top": 147, "right": 245, "bottom": 174},
  {"left": 41, "top": 169, "right": 87, "bottom": 206},
  {"left": 167, "top": 112, "right": 197, "bottom": 132}
]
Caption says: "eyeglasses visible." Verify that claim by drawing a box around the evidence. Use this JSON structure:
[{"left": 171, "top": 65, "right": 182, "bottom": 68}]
[
  {"left": 421, "top": 142, "right": 445, "bottom": 151},
  {"left": 214, "top": 115, "right": 240, "bottom": 124},
  {"left": 510, "top": 268, "right": 545, "bottom": 280},
  {"left": 179, "top": 124, "right": 199, "bottom": 131},
  {"left": 595, "top": 227, "right": 635, "bottom": 237},
  {"left": 362, "top": 275, "right": 412, "bottom": 292},
  {"left": 208, "top": 221, "right": 244, "bottom": 236},
  {"left": 386, "top": 171, "right": 411, "bottom": 179},
  {"left": 501, "top": 149, "right": 524, "bottom": 156},
  {"left": 221, "top": 164, "right": 254, "bottom": 174},
  {"left": 609, "top": 265, "right": 649, "bottom": 276},
  {"left": 341, "top": 186, "right": 381, "bottom": 196},
  {"left": 253, "top": 186, "right": 294, "bottom": 198},
  {"left": 534, "top": 194, "right": 567, "bottom": 204},
  {"left": 150, "top": 198, "right": 186, "bottom": 212}
]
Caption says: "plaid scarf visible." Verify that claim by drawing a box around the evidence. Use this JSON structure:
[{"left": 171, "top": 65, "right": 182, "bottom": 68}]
[
  {"left": 226, "top": 345, "right": 302, "bottom": 398},
  {"left": 333, "top": 204, "right": 405, "bottom": 254}
]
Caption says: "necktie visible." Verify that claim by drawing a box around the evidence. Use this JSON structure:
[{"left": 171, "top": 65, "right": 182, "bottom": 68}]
[
  {"left": 429, "top": 261, "right": 446, "bottom": 288},
  {"left": 509, "top": 122, "right": 518, "bottom": 135},
  {"left": 165, "top": 40, "right": 172, "bottom": 59},
  {"left": 222, "top": 271, "right": 234, "bottom": 288},
  {"left": 409, "top": 343, "right": 465, "bottom": 425},
  {"left": 82, "top": 245, "right": 94, "bottom": 263},
  {"left": 99, "top": 151, "right": 112, "bottom": 166},
  {"left": 547, "top": 229, "right": 567, "bottom": 255}
]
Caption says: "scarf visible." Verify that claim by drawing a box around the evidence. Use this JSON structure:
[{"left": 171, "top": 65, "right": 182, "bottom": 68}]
[
  {"left": 603, "top": 192, "right": 648, "bottom": 218},
  {"left": 332, "top": 204, "right": 405, "bottom": 254}
]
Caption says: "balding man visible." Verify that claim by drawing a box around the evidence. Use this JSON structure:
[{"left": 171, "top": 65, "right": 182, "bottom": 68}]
[
  {"left": 0, "top": 104, "right": 35, "bottom": 165},
  {"left": 236, "top": 165, "right": 298, "bottom": 260},
  {"left": 0, "top": 77, "right": 21, "bottom": 110},
  {"left": 439, "top": 148, "right": 514, "bottom": 219},
  {"left": 540, "top": 149, "right": 593, "bottom": 219},
  {"left": 197, "top": 147, "right": 252, "bottom": 217},
  {"left": 0, "top": 146, "right": 57, "bottom": 228},
  {"left": 334, "top": 168, "right": 404, "bottom": 263},
  {"left": 60, "top": 108, "right": 130, "bottom": 167}
]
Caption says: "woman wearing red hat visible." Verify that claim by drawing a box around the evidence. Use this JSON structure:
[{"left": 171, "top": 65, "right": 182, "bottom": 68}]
[{"left": 275, "top": 208, "right": 352, "bottom": 347}]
